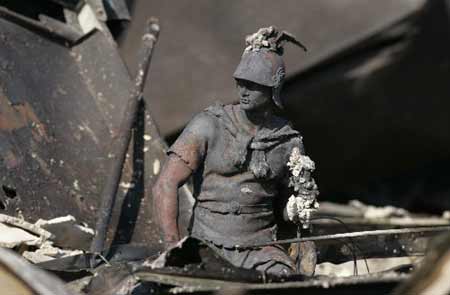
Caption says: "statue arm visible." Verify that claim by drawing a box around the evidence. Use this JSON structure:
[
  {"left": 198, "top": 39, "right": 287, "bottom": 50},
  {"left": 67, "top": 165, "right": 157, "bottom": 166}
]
[
  {"left": 152, "top": 112, "right": 214, "bottom": 248},
  {"left": 152, "top": 154, "right": 193, "bottom": 248}
]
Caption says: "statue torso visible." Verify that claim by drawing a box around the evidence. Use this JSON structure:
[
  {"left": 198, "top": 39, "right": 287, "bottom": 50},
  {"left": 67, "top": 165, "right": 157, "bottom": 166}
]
[{"left": 169, "top": 103, "right": 303, "bottom": 248}]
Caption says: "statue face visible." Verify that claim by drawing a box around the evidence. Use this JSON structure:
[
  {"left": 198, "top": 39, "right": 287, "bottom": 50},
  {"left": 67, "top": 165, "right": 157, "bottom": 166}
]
[{"left": 236, "top": 79, "right": 272, "bottom": 111}]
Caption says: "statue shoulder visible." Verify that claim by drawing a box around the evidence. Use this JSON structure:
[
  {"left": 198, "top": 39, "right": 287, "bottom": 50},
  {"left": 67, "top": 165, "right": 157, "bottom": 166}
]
[
  {"left": 183, "top": 101, "right": 236, "bottom": 140},
  {"left": 181, "top": 109, "right": 220, "bottom": 141},
  {"left": 203, "top": 101, "right": 236, "bottom": 118}
]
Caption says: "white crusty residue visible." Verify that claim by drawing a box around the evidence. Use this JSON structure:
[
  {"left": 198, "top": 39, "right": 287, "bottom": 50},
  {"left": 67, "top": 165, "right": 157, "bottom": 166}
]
[
  {"left": 286, "top": 147, "right": 319, "bottom": 227},
  {"left": 287, "top": 147, "right": 315, "bottom": 177}
]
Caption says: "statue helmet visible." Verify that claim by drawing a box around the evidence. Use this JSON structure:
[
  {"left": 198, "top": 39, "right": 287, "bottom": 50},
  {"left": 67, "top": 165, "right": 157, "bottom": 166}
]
[{"left": 233, "top": 26, "right": 306, "bottom": 109}]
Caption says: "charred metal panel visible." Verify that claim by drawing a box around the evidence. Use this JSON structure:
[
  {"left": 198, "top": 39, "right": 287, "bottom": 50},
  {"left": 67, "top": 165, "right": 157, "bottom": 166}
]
[
  {"left": 0, "top": 9, "right": 167, "bottom": 251},
  {"left": 282, "top": 0, "right": 450, "bottom": 211},
  {"left": 0, "top": 15, "right": 109, "bottom": 224}
]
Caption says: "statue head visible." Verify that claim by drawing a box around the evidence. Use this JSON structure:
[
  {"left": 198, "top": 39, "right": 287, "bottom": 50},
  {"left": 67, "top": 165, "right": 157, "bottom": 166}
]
[
  {"left": 233, "top": 26, "right": 306, "bottom": 109},
  {"left": 235, "top": 78, "right": 272, "bottom": 111}
]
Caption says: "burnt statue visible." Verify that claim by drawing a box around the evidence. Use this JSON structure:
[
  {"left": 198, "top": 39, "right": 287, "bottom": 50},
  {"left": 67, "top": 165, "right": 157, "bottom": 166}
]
[{"left": 153, "top": 26, "right": 319, "bottom": 276}]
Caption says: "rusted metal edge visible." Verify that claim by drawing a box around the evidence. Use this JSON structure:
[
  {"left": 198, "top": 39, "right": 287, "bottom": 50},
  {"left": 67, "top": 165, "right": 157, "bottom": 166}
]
[
  {"left": 136, "top": 271, "right": 408, "bottom": 293},
  {"left": 0, "top": 6, "right": 85, "bottom": 45}
]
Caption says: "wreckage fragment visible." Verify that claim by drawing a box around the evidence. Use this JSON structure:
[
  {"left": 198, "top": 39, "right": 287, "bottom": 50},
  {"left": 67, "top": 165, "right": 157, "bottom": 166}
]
[
  {"left": 316, "top": 256, "right": 421, "bottom": 277},
  {"left": 23, "top": 242, "right": 84, "bottom": 264},
  {"left": 36, "top": 215, "right": 94, "bottom": 251},
  {"left": 0, "top": 214, "right": 94, "bottom": 266},
  {"left": 0, "top": 222, "right": 43, "bottom": 248},
  {"left": 0, "top": 213, "right": 53, "bottom": 248},
  {"left": 0, "top": 214, "right": 53, "bottom": 240},
  {"left": 139, "top": 237, "right": 297, "bottom": 283},
  {"left": 0, "top": 1, "right": 173, "bottom": 251}
]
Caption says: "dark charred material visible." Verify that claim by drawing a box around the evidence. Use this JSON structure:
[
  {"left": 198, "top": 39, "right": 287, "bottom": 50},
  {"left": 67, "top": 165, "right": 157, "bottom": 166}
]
[
  {"left": 43, "top": 0, "right": 84, "bottom": 11},
  {"left": 130, "top": 237, "right": 415, "bottom": 293},
  {"left": 90, "top": 18, "right": 160, "bottom": 258},
  {"left": 316, "top": 230, "right": 435, "bottom": 264},
  {"left": 142, "top": 237, "right": 292, "bottom": 284},
  {"left": 37, "top": 253, "right": 97, "bottom": 273},
  {"left": 35, "top": 244, "right": 157, "bottom": 277},
  {"left": 0, "top": 7, "right": 134, "bottom": 227},
  {"left": 103, "top": 0, "right": 131, "bottom": 21},
  {"left": 84, "top": 263, "right": 148, "bottom": 295},
  {"left": 136, "top": 274, "right": 404, "bottom": 295}
]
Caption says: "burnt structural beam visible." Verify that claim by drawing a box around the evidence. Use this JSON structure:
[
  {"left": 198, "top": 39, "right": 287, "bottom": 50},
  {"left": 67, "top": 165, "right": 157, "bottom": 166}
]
[{"left": 90, "top": 18, "right": 160, "bottom": 257}]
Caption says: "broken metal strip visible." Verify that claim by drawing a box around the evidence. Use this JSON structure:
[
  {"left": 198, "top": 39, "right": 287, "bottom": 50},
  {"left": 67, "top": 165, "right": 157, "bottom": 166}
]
[
  {"left": 38, "top": 14, "right": 84, "bottom": 41},
  {"left": 0, "top": 6, "right": 83, "bottom": 45},
  {"left": 252, "top": 226, "right": 450, "bottom": 247},
  {"left": 36, "top": 253, "right": 96, "bottom": 272},
  {"left": 312, "top": 217, "right": 450, "bottom": 227}
]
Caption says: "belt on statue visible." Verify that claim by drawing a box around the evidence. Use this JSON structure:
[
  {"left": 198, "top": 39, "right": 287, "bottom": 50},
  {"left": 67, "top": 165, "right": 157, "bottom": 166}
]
[{"left": 197, "top": 201, "right": 273, "bottom": 215}]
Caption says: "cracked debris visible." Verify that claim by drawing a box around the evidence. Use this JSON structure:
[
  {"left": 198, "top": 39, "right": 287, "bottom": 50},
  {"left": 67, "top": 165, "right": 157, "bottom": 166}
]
[
  {"left": 0, "top": 222, "right": 45, "bottom": 248},
  {"left": 315, "top": 256, "right": 422, "bottom": 277},
  {"left": 0, "top": 214, "right": 93, "bottom": 263},
  {"left": 0, "top": 213, "right": 53, "bottom": 240},
  {"left": 23, "top": 242, "right": 84, "bottom": 264},
  {"left": 36, "top": 215, "right": 94, "bottom": 251}
]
